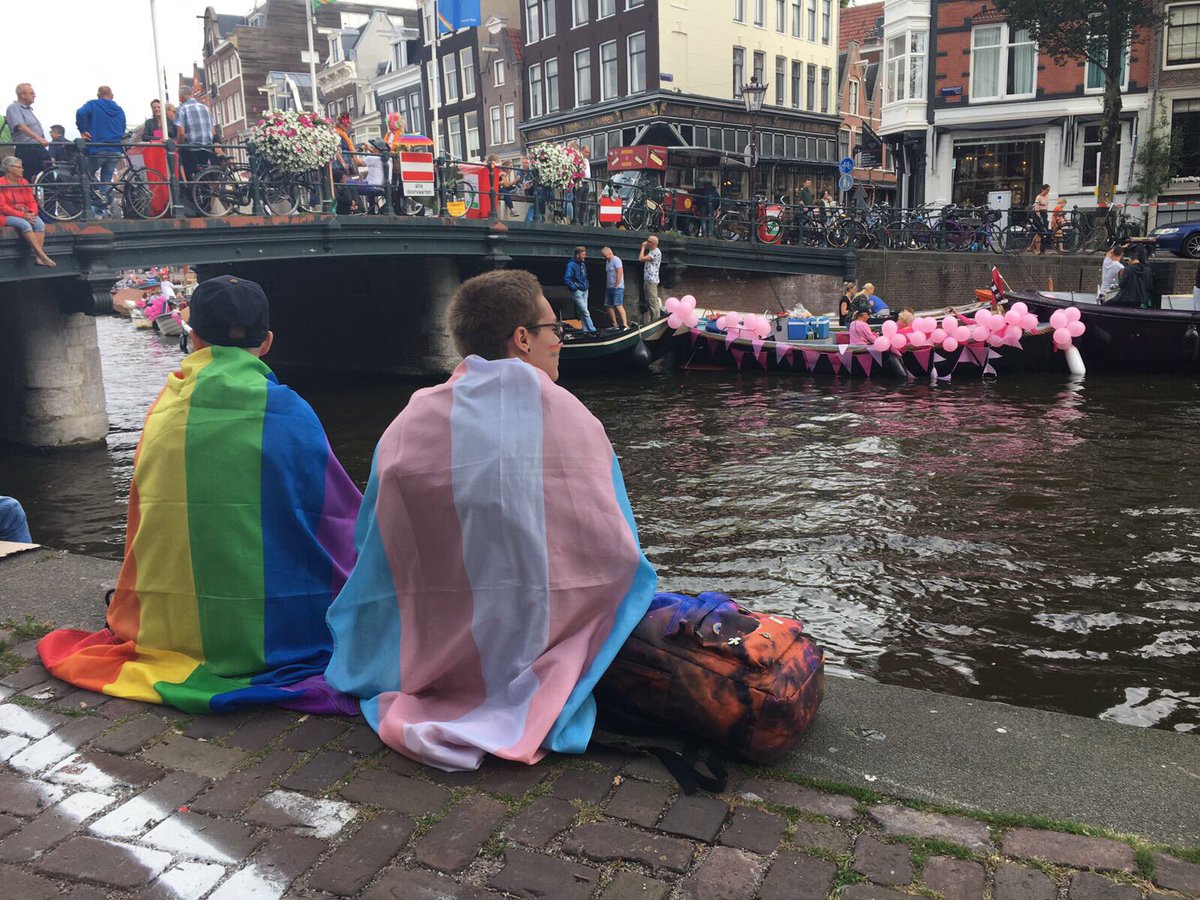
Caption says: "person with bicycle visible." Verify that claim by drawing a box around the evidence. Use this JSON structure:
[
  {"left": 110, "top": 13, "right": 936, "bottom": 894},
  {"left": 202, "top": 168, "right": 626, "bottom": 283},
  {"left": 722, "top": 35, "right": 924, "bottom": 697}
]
[
  {"left": 75, "top": 86, "right": 127, "bottom": 219},
  {"left": 1029, "top": 184, "right": 1051, "bottom": 255},
  {"left": 0, "top": 156, "right": 56, "bottom": 267},
  {"left": 174, "top": 85, "right": 214, "bottom": 182}
]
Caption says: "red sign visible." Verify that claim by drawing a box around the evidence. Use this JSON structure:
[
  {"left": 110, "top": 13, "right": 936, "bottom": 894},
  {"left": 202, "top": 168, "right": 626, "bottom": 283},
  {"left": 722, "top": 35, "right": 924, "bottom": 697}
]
[
  {"left": 606, "top": 145, "right": 668, "bottom": 172},
  {"left": 599, "top": 197, "right": 623, "bottom": 223}
]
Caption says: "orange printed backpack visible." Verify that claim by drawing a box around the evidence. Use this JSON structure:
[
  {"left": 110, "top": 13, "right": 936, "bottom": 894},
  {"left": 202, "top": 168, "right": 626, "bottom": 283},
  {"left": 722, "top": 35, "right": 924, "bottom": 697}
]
[{"left": 595, "top": 591, "right": 825, "bottom": 766}]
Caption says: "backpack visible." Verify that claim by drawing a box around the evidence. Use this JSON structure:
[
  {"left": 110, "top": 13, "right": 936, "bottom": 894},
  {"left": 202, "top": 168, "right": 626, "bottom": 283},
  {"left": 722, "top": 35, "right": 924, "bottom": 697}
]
[
  {"left": 594, "top": 591, "right": 824, "bottom": 766},
  {"left": 0, "top": 115, "right": 12, "bottom": 145}
]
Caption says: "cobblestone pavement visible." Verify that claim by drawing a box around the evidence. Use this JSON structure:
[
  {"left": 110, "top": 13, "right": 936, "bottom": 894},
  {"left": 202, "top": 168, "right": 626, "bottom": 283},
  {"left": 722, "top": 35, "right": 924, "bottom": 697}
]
[{"left": 0, "top": 637, "right": 1197, "bottom": 900}]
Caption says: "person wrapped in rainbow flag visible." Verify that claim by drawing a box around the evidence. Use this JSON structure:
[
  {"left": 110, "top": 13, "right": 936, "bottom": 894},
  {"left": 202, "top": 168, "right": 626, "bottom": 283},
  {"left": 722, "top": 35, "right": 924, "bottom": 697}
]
[
  {"left": 40, "top": 276, "right": 362, "bottom": 715},
  {"left": 325, "top": 270, "right": 657, "bottom": 771}
]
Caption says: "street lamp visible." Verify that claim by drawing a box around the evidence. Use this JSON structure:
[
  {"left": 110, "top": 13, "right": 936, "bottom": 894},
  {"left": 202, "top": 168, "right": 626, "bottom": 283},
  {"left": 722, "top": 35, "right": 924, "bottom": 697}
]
[{"left": 740, "top": 75, "right": 768, "bottom": 235}]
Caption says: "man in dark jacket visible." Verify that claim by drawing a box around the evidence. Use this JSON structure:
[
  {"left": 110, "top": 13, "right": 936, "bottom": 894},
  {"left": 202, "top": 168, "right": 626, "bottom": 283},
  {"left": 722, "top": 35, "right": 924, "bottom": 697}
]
[
  {"left": 76, "top": 86, "right": 127, "bottom": 217},
  {"left": 564, "top": 246, "right": 597, "bottom": 333}
]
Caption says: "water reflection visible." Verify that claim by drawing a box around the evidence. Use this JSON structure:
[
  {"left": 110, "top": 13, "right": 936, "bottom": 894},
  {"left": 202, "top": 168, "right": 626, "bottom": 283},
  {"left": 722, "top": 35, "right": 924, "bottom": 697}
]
[{"left": 0, "top": 316, "right": 1197, "bottom": 732}]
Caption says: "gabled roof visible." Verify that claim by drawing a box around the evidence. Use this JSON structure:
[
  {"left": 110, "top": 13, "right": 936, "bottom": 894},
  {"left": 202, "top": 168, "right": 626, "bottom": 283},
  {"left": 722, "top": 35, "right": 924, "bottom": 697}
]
[
  {"left": 215, "top": 13, "right": 246, "bottom": 37},
  {"left": 507, "top": 28, "right": 523, "bottom": 65},
  {"left": 838, "top": 1, "right": 884, "bottom": 52},
  {"left": 863, "top": 61, "right": 879, "bottom": 102}
]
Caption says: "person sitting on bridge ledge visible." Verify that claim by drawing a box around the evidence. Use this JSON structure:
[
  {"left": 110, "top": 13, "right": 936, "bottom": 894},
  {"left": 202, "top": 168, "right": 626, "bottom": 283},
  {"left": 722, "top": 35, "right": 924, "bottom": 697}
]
[
  {"left": 0, "top": 156, "right": 55, "bottom": 267},
  {"left": 39, "top": 275, "right": 362, "bottom": 715},
  {"left": 324, "top": 269, "right": 656, "bottom": 771}
]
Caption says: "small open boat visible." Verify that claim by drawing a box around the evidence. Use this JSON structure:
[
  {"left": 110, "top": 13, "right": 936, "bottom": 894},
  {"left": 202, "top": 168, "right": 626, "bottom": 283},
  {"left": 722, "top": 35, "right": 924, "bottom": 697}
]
[
  {"left": 558, "top": 318, "right": 672, "bottom": 376},
  {"left": 1015, "top": 291, "right": 1200, "bottom": 374}
]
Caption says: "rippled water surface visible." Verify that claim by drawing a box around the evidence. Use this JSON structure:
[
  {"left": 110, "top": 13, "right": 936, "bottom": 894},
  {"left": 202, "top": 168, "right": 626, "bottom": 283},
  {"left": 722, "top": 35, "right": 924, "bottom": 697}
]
[{"left": 3, "top": 316, "right": 1198, "bottom": 732}]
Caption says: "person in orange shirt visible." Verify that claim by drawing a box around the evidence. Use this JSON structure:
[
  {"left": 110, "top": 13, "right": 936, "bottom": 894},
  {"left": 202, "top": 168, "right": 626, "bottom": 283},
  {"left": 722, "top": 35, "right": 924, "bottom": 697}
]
[{"left": 0, "top": 156, "right": 55, "bottom": 267}]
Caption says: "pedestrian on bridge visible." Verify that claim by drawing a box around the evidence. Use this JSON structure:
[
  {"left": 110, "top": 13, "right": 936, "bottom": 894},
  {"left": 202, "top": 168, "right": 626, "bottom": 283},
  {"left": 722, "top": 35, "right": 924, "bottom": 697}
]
[
  {"left": 173, "top": 85, "right": 214, "bottom": 181},
  {"left": 5, "top": 84, "right": 50, "bottom": 180},
  {"left": 565, "top": 245, "right": 597, "bottom": 333},
  {"left": 75, "top": 86, "right": 127, "bottom": 218}
]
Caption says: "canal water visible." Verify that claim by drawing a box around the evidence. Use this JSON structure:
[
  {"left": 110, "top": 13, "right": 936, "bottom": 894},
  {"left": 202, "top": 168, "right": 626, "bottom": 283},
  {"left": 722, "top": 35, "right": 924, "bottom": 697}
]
[{"left": 3, "top": 316, "right": 1198, "bottom": 733}]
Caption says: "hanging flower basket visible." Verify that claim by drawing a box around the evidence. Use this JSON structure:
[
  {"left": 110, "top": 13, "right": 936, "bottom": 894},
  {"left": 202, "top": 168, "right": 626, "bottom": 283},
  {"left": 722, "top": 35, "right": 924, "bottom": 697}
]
[
  {"left": 530, "top": 143, "right": 585, "bottom": 190},
  {"left": 248, "top": 110, "right": 341, "bottom": 175}
]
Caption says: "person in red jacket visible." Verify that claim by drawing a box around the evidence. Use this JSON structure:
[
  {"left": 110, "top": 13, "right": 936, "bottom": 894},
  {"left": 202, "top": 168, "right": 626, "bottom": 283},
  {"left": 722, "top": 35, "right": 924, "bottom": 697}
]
[{"left": 0, "top": 156, "right": 55, "bottom": 267}]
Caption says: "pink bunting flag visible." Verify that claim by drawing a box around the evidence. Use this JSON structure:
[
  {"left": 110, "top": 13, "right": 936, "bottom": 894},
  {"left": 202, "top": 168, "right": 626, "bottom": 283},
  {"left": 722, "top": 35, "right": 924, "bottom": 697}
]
[
  {"left": 751, "top": 338, "right": 764, "bottom": 357},
  {"left": 912, "top": 348, "right": 932, "bottom": 373},
  {"left": 802, "top": 349, "right": 820, "bottom": 371},
  {"left": 987, "top": 349, "right": 1002, "bottom": 360},
  {"left": 705, "top": 336, "right": 719, "bottom": 353},
  {"left": 933, "top": 352, "right": 946, "bottom": 364},
  {"left": 774, "top": 343, "right": 792, "bottom": 364},
  {"left": 730, "top": 347, "right": 745, "bottom": 369},
  {"left": 757, "top": 350, "right": 768, "bottom": 369},
  {"left": 725, "top": 331, "right": 738, "bottom": 349},
  {"left": 832, "top": 351, "right": 848, "bottom": 373},
  {"left": 690, "top": 329, "right": 701, "bottom": 347},
  {"left": 867, "top": 346, "right": 882, "bottom": 365},
  {"left": 858, "top": 353, "right": 873, "bottom": 377},
  {"left": 983, "top": 363, "right": 997, "bottom": 376}
]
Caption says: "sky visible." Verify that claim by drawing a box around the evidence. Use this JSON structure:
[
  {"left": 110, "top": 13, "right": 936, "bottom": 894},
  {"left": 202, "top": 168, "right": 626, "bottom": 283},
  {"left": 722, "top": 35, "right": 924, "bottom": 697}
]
[{"left": 7, "top": 1, "right": 245, "bottom": 137}]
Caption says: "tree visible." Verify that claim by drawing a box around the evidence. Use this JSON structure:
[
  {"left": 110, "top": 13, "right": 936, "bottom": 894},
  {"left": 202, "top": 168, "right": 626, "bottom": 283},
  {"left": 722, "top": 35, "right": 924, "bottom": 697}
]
[{"left": 995, "top": 0, "right": 1159, "bottom": 204}]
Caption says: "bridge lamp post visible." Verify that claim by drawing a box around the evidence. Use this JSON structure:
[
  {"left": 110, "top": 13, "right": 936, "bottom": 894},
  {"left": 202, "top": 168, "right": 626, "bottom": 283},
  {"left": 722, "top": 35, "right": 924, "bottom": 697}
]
[{"left": 740, "top": 75, "right": 767, "bottom": 241}]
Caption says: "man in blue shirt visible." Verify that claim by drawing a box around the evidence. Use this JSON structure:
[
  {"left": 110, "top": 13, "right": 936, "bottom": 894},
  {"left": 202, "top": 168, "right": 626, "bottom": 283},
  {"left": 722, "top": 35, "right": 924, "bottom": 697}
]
[
  {"left": 564, "top": 246, "right": 597, "bottom": 333},
  {"left": 864, "top": 282, "right": 890, "bottom": 318},
  {"left": 76, "top": 86, "right": 127, "bottom": 217},
  {"left": 602, "top": 246, "right": 627, "bottom": 330}
]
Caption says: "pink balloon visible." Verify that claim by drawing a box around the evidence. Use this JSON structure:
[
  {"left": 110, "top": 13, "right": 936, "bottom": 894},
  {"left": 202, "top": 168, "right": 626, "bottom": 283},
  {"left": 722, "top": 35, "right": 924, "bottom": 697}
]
[
  {"left": 954, "top": 326, "right": 972, "bottom": 342},
  {"left": 686, "top": 311, "right": 700, "bottom": 327},
  {"left": 1011, "top": 301, "right": 1028, "bottom": 316},
  {"left": 971, "top": 325, "right": 989, "bottom": 342},
  {"left": 665, "top": 296, "right": 681, "bottom": 313},
  {"left": 987, "top": 333, "right": 1004, "bottom": 347},
  {"left": 1065, "top": 306, "right": 1081, "bottom": 323},
  {"left": 881, "top": 319, "right": 898, "bottom": 336},
  {"left": 975, "top": 309, "right": 992, "bottom": 326},
  {"left": 1067, "top": 320, "right": 1085, "bottom": 337},
  {"left": 873, "top": 336, "right": 891, "bottom": 353},
  {"left": 1005, "top": 310, "right": 1021, "bottom": 325},
  {"left": 909, "top": 331, "right": 928, "bottom": 347},
  {"left": 942, "top": 337, "right": 959, "bottom": 353},
  {"left": 756, "top": 320, "right": 771, "bottom": 339},
  {"left": 917, "top": 317, "right": 936, "bottom": 335},
  {"left": 1049, "top": 310, "right": 1068, "bottom": 330},
  {"left": 667, "top": 313, "right": 683, "bottom": 329},
  {"left": 743, "top": 314, "right": 758, "bottom": 331},
  {"left": 941, "top": 315, "right": 957, "bottom": 333},
  {"left": 931, "top": 328, "right": 947, "bottom": 344},
  {"left": 1053, "top": 328, "right": 1072, "bottom": 347},
  {"left": 890, "top": 333, "right": 907, "bottom": 351},
  {"left": 1005, "top": 324, "right": 1022, "bottom": 343},
  {"left": 716, "top": 316, "right": 727, "bottom": 330},
  {"left": 989, "top": 315, "right": 1008, "bottom": 333},
  {"left": 1022, "top": 313, "right": 1039, "bottom": 331},
  {"left": 682, "top": 295, "right": 697, "bottom": 310}
]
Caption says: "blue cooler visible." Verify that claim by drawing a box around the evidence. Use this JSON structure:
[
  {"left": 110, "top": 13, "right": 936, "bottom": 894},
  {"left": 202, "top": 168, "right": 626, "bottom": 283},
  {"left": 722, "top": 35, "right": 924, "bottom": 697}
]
[
  {"left": 810, "top": 316, "right": 830, "bottom": 340},
  {"left": 786, "top": 318, "right": 812, "bottom": 340}
]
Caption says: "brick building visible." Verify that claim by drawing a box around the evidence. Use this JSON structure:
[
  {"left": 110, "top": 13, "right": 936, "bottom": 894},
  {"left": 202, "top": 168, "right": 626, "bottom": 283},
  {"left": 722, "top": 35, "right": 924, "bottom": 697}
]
[
  {"left": 1154, "top": 0, "right": 1200, "bottom": 225},
  {"left": 837, "top": 1, "right": 896, "bottom": 204}
]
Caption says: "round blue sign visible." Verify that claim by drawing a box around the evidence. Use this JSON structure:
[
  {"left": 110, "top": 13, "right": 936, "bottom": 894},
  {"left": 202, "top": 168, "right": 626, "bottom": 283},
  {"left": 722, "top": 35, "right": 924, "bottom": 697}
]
[
  {"left": 837, "top": 173, "right": 854, "bottom": 192},
  {"left": 838, "top": 157, "right": 855, "bottom": 175}
]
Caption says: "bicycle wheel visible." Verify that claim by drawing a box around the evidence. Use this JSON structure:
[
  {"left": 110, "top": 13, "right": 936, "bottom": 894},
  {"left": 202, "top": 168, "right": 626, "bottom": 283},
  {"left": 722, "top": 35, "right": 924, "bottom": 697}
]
[
  {"left": 938, "top": 223, "right": 970, "bottom": 252},
  {"left": 986, "top": 224, "right": 1006, "bottom": 255},
  {"left": 624, "top": 193, "right": 648, "bottom": 230},
  {"left": 1001, "top": 223, "right": 1033, "bottom": 253},
  {"left": 443, "top": 179, "right": 476, "bottom": 217},
  {"left": 34, "top": 166, "right": 85, "bottom": 222},
  {"left": 121, "top": 168, "right": 171, "bottom": 220},
  {"left": 756, "top": 215, "right": 784, "bottom": 244},
  {"left": 1047, "top": 225, "right": 1079, "bottom": 256},
  {"left": 192, "top": 167, "right": 239, "bottom": 216},
  {"left": 716, "top": 209, "right": 748, "bottom": 241},
  {"left": 263, "top": 176, "right": 301, "bottom": 216},
  {"left": 826, "top": 218, "right": 852, "bottom": 248}
]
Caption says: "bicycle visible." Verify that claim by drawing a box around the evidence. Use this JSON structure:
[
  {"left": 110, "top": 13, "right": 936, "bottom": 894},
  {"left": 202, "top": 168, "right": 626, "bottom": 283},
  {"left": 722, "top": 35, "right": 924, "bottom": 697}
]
[
  {"left": 1082, "top": 204, "right": 1140, "bottom": 252},
  {"left": 191, "top": 150, "right": 304, "bottom": 217},
  {"left": 34, "top": 144, "right": 170, "bottom": 222}
]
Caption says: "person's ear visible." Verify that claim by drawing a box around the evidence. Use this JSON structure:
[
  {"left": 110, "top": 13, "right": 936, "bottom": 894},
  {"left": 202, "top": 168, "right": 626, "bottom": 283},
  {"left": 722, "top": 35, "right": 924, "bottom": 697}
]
[{"left": 255, "top": 331, "right": 274, "bottom": 358}]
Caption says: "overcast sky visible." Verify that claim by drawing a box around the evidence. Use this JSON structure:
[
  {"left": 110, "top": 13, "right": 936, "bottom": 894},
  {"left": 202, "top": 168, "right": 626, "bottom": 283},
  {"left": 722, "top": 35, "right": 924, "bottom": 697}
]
[{"left": 8, "top": 1, "right": 247, "bottom": 136}]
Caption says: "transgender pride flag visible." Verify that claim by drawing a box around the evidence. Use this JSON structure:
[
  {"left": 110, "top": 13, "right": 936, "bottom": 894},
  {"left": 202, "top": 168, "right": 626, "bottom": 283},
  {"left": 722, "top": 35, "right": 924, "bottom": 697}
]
[{"left": 325, "top": 356, "right": 657, "bottom": 771}]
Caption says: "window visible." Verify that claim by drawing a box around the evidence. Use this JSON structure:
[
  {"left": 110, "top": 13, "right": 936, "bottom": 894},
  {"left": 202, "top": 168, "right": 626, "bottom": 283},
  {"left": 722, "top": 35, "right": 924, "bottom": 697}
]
[
  {"left": 599, "top": 0, "right": 615, "bottom": 17},
  {"left": 526, "top": 0, "right": 541, "bottom": 42},
  {"left": 776, "top": 0, "right": 785, "bottom": 31},
  {"left": 448, "top": 115, "right": 463, "bottom": 158},
  {"left": 885, "top": 29, "right": 928, "bottom": 103},
  {"left": 807, "top": 0, "right": 816, "bottom": 40},
  {"left": 504, "top": 103, "right": 516, "bottom": 142},
  {"left": 806, "top": 63, "right": 816, "bottom": 110},
  {"left": 575, "top": 49, "right": 593, "bottom": 105},
  {"left": 1166, "top": 3, "right": 1200, "bottom": 66},
  {"left": 423, "top": 3, "right": 435, "bottom": 43},
  {"left": 573, "top": 0, "right": 588, "bottom": 27},
  {"left": 543, "top": 0, "right": 557, "bottom": 38},
  {"left": 528, "top": 63, "right": 544, "bottom": 117},
  {"left": 546, "top": 58, "right": 560, "bottom": 112},
  {"left": 460, "top": 48, "right": 476, "bottom": 99},
  {"left": 821, "top": 67, "right": 830, "bottom": 112},
  {"left": 733, "top": 47, "right": 745, "bottom": 97},
  {"left": 1175, "top": 99, "right": 1200, "bottom": 175},
  {"left": 601, "top": 40, "right": 618, "bottom": 99},
  {"left": 849, "top": 78, "right": 859, "bottom": 115},
  {"left": 791, "top": 61, "right": 801, "bottom": 109},
  {"left": 628, "top": 0, "right": 645, "bottom": 8},
  {"left": 443, "top": 52, "right": 460, "bottom": 104},
  {"left": 406, "top": 89, "right": 423, "bottom": 132},
  {"left": 628, "top": 32, "right": 646, "bottom": 93},
  {"left": 426, "top": 60, "right": 440, "bottom": 105},
  {"left": 775, "top": 57, "right": 786, "bottom": 104},
  {"left": 465, "top": 111, "right": 481, "bottom": 159},
  {"left": 734, "top": 0, "right": 745, "bottom": 22},
  {"left": 1085, "top": 16, "right": 1129, "bottom": 91},
  {"left": 753, "top": 50, "right": 765, "bottom": 81},
  {"left": 1081, "top": 124, "right": 1121, "bottom": 187},
  {"left": 495, "top": 58, "right": 506, "bottom": 86},
  {"left": 754, "top": 0, "right": 765, "bottom": 26},
  {"left": 490, "top": 105, "right": 503, "bottom": 144},
  {"left": 791, "top": 0, "right": 800, "bottom": 36},
  {"left": 970, "top": 24, "right": 1034, "bottom": 101},
  {"left": 821, "top": 0, "right": 831, "bottom": 44},
  {"left": 329, "top": 37, "right": 342, "bottom": 63}
]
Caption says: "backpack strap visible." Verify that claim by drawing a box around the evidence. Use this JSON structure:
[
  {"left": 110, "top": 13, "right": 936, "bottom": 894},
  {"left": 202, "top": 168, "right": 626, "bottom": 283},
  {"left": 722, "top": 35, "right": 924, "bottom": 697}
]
[
  {"left": 590, "top": 735, "right": 728, "bottom": 796},
  {"left": 664, "top": 592, "right": 730, "bottom": 638}
]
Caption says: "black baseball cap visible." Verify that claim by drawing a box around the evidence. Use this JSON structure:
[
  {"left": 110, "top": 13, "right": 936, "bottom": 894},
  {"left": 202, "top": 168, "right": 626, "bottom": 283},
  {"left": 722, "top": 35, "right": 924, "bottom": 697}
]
[{"left": 188, "top": 275, "right": 270, "bottom": 348}]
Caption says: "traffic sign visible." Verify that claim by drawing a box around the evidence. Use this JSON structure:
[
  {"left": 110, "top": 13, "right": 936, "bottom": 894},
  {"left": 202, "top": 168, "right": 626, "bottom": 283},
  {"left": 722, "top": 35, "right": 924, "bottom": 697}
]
[
  {"left": 837, "top": 173, "right": 854, "bottom": 192},
  {"left": 839, "top": 157, "right": 855, "bottom": 175}
]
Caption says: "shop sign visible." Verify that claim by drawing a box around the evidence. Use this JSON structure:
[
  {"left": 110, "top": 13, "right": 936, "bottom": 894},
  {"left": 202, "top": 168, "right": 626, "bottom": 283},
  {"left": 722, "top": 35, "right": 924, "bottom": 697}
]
[{"left": 607, "top": 145, "right": 668, "bottom": 171}]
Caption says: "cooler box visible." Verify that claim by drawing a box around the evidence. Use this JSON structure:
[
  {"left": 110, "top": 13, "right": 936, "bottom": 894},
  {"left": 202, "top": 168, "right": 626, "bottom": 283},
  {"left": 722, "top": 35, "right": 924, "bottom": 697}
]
[{"left": 782, "top": 317, "right": 830, "bottom": 340}]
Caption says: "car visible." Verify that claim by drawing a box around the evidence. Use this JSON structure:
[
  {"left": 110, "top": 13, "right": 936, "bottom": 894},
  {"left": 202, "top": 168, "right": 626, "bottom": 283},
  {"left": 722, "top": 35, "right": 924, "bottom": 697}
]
[{"left": 1151, "top": 219, "right": 1200, "bottom": 259}]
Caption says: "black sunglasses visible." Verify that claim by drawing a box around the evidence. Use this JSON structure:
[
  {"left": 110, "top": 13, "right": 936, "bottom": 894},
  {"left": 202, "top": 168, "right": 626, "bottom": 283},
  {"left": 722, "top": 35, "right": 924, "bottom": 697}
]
[{"left": 525, "top": 322, "right": 565, "bottom": 341}]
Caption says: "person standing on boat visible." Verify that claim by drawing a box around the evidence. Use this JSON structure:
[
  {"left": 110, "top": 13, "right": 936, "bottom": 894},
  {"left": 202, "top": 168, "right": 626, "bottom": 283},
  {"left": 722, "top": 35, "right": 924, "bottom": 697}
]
[
  {"left": 602, "top": 246, "right": 628, "bottom": 330},
  {"left": 565, "top": 246, "right": 597, "bottom": 333},
  {"left": 863, "top": 282, "right": 889, "bottom": 318},
  {"left": 323, "top": 268, "right": 657, "bottom": 772},
  {"left": 838, "top": 281, "right": 856, "bottom": 326},
  {"left": 639, "top": 235, "right": 663, "bottom": 322},
  {"left": 1098, "top": 244, "right": 1124, "bottom": 302}
]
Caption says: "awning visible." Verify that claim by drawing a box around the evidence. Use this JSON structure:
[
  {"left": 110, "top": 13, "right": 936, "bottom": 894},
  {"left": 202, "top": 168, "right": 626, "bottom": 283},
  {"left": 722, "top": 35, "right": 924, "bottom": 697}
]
[{"left": 935, "top": 115, "right": 1065, "bottom": 139}]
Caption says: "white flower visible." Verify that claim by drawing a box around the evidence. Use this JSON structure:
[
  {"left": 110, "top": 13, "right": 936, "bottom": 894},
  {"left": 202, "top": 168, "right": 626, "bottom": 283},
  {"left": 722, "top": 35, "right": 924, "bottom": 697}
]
[{"left": 248, "top": 110, "right": 341, "bottom": 174}]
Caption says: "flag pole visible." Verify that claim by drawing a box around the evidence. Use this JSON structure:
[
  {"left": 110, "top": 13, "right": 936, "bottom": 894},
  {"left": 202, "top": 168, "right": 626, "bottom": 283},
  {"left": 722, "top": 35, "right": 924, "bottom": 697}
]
[
  {"left": 306, "top": 0, "right": 320, "bottom": 114},
  {"left": 149, "top": 0, "right": 169, "bottom": 139},
  {"left": 431, "top": 0, "right": 443, "bottom": 158}
]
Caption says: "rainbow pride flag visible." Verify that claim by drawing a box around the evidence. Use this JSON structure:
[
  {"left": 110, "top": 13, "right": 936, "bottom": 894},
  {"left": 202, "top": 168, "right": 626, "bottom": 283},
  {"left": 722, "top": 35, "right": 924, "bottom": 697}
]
[
  {"left": 39, "top": 347, "right": 361, "bottom": 715},
  {"left": 325, "top": 356, "right": 657, "bottom": 771}
]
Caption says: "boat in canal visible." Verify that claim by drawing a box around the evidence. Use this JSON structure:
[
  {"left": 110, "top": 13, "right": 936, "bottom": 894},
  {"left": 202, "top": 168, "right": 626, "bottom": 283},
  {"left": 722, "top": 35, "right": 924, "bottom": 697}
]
[
  {"left": 1015, "top": 291, "right": 1200, "bottom": 374},
  {"left": 558, "top": 318, "right": 672, "bottom": 376}
]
